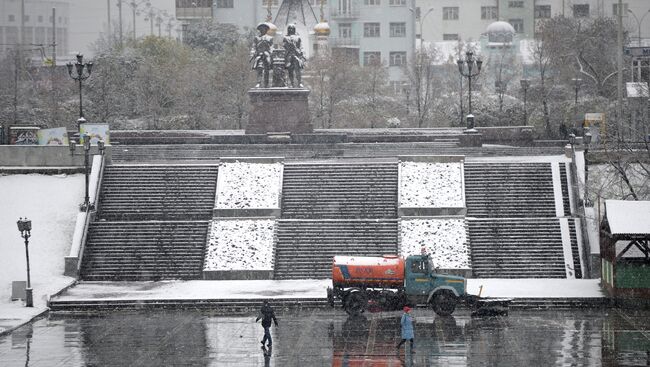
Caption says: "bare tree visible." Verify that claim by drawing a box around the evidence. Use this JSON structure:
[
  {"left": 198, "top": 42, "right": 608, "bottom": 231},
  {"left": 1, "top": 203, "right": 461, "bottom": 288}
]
[{"left": 404, "top": 46, "right": 438, "bottom": 128}]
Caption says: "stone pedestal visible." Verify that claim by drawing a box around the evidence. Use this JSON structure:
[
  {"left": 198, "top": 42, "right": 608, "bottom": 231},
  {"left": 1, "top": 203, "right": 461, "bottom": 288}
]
[{"left": 246, "top": 88, "right": 313, "bottom": 134}]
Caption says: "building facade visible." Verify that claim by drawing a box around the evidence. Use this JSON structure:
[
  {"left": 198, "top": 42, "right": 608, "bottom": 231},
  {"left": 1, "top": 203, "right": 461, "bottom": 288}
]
[
  {"left": 416, "top": 0, "right": 650, "bottom": 43},
  {"left": 0, "top": 0, "right": 69, "bottom": 60}
]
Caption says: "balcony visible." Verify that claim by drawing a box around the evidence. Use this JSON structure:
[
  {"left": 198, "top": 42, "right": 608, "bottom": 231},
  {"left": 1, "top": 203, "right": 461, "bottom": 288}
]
[
  {"left": 330, "top": 37, "right": 360, "bottom": 48},
  {"left": 331, "top": 8, "right": 360, "bottom": 19},
  {"left": 176, "top": 7, "right": 213, "bottom": 19}
]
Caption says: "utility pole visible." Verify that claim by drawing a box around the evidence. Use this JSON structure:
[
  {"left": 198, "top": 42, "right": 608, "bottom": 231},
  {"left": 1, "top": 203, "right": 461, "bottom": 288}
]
[
  {"left": 107, "top": 0, "right": 112, "bottom": 42},
  {"left": 616, "top": 0, "right": 624, "bottom": 141},
  {"left": 118, "top": 0, "right": 123, "bottom": 47},
  {"left": 51, "top": 7, "right": 58, "bottom": 126}
]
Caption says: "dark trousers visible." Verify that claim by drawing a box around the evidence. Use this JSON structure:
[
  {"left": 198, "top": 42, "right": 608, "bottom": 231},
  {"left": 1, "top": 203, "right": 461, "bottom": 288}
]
[
  {"left": 261, "top": 326, "right": 272, "bottom": 346},
  {"left": 397, "top": 338, "right": 414, "bottom": 350}
]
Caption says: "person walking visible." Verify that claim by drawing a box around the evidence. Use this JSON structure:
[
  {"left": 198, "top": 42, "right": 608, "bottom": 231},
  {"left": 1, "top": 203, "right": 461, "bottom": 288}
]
[
  {"left": 396, "top": 306, "right": 415, "bottom": 354},
  {"left": 256, "top": 300, "right": 278, "bottom": 348}
]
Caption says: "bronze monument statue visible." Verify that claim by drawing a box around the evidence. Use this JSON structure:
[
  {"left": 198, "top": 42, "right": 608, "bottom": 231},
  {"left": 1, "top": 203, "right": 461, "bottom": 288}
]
[
  {"left": 251, "top": 23, "right": 274, "bottom": 88},
  {"left": 283, "top": 24, "right": 305, "bottom": 88}
]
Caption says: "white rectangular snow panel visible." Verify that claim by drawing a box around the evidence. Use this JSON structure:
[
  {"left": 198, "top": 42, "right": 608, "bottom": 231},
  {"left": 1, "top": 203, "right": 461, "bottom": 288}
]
[
  {"left": 560, "top": 218, "right": 576, "bottom": 279},
  {"left": 551, "top": 162, "right": 564, "bottom": 217}
]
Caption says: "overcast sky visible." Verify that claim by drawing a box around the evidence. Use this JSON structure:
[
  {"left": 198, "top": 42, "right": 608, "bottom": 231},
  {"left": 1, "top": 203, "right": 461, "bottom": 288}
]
[{"left": 67, "top": 0, "right": 175, "bottom": 57}]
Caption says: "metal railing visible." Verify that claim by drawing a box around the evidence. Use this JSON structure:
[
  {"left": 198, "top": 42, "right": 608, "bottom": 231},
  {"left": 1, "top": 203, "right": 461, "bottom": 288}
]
[{"left": 331, "top": 8, "right": 360, "bottom": 18}]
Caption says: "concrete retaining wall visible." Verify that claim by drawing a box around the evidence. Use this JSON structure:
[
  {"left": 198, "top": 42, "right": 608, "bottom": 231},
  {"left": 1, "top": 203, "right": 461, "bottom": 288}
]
[{"left": 0, "top": 145, "right": 112, "bottom": 166}]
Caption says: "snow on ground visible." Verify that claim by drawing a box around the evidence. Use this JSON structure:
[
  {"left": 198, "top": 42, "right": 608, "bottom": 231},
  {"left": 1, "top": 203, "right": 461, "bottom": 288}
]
[
  {"left": 204, "top": 219, "right": 275, "bottom": 271},
  {"left": 400, "top": 219, "right": 471, "bottom": 269},
  {"left": 0, "top": 174, "right": 82, "bottom": 332},
  {"left": 215, "top": 162, "right": 282, "bottom": 209},
  {"left": 51, "top": 278, "right": 605, "bottom": 302},
  {"left": 466, "top": 279, "right": 605, "bottom": 298},
  {"left": 399, "top": 162, "right": 463, "bottom": 208}
]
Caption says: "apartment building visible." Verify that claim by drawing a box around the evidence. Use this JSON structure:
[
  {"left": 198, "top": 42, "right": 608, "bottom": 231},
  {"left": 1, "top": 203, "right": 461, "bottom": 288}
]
[
  {"left": 0, "top": 0, "right": 69, "bottom": 59},
  {"left": 328, "top": 0, "right": 416, "bottom": 82},
  {"left": 416, "top": 0, "right": 650, "bottom": 43}
]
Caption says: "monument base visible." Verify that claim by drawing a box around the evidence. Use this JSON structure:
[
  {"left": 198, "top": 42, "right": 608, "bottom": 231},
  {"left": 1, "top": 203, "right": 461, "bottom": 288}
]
[{"left": 246, "top": 88, "right": 313, "bottom": 134}]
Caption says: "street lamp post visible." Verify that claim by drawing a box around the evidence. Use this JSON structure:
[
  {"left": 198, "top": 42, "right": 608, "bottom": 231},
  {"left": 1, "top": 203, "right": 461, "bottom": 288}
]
[
  {"left": 16, "top": 218, "right": 33, "bottom": 307},
  {"left": 457, "top": 51, "right": 483, "bottom": 129},
  {"left": 571, "top": 78, "right": 582, "bottom": 105},
  {"left": 520, "top": 79, "right": 530, "bottom": 124},
  {"left": 66, "top": 54, "right": 93, "bottom": 131},
  {"left": 627, "top": 8, "right": 650, "bottom": 46}
]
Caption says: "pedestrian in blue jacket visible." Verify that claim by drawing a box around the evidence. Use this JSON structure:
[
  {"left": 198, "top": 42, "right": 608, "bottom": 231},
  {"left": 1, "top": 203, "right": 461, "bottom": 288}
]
[{"left": 396, "top": 306, "right": 415, "bottom": 353}]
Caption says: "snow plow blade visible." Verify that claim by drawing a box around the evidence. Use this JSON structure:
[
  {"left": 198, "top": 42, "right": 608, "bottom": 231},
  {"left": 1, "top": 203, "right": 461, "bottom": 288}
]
[{"left": 464, "top": 295, "right": 512, "bottom": 316}]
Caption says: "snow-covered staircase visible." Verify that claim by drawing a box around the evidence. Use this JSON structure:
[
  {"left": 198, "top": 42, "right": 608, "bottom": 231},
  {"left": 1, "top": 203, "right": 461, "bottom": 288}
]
[
  {"left": 464, "top": 162, "right": 556, "bottom": 217},
  {"left": 80, "top": 164, "right": 218, "bottom": 281},
  {"left": 80, "top": 221, "right": 209, "bottom": 280},
  {"left": 274, "top": 162, "right": 399, "bottom": 279},
  {"left": 274, "top": 219, "right": 398, "bottom": 279},
  {"left": 468, "top": 218, "right": 567, "bottom": 278},
  {"left": 98, "top": 165, "right": 218, "bottom": 220},
  {"left": 465, "top": 161, "right": 581, "bottom": 278}
]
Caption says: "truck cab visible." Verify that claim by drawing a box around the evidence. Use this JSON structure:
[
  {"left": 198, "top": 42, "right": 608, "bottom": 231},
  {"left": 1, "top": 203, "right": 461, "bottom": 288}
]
[{"left": 405, "top": 255, "right": 467, "bottom": 316}]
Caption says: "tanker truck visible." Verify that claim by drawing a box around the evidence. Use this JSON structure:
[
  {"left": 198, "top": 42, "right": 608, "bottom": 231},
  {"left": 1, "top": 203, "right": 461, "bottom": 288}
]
[{"left": 326, "top": 254, "right": 467, "bottom": 316}]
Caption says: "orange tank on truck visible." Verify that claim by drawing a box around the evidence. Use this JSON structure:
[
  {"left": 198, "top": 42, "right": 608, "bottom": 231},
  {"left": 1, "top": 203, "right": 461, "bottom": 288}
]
[{"left": 332, "top": 255, "right": 405, "bottom": 288}]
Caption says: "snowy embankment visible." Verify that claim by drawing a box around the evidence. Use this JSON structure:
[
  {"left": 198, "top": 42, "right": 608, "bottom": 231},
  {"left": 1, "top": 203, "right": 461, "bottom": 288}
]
[
  {"left": 399, "top": 161, "right": 464, "bottom": 208},
  {"left": 0, "top": 174, "right": 82, "bottom": 332},
  {"left": 398, "top": 161, "right": 470, "bottom": 269},
  {"left": 204, "top": 219, "right": 275, "bottom": 271},
  {"left": 401, "top": 219, "right": 471, "bottom": 269},
  {"left": 207, "top": 162, "right": 283, "bottom": 272}
]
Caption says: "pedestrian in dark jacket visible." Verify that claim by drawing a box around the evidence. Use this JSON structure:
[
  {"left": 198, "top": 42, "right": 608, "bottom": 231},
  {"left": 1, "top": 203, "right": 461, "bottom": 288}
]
[
  {"left": 256, "top": 300, "right": 278, "bottom": 347},
  {"left": 396, "top": 306, "right": 415, "bottom": 353}
]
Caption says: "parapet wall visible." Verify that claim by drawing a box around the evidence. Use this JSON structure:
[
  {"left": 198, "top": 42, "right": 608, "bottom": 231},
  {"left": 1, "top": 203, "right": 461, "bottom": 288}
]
[{"left": 0, "top": 145, "right": 112, "bottom": 167}]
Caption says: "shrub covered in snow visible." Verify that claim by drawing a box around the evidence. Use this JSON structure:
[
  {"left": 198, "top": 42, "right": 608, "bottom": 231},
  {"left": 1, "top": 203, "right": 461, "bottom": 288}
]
[
  {"left": 399, "top": 162, "right": 464, "bottom": 208},
  {"left": 204, "top": 219, "right": 275, "bottom": 271},
  {"left": 215, "top": 162, "right": 282, "bottom": 209},
  {"left": 400, "top": 218, "right": 470, "bottom": 269}
]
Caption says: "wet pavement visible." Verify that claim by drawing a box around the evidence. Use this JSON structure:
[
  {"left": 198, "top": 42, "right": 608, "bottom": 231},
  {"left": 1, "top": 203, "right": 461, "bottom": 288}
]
[{"left": 1, "top": 308, "right": 649, "bottom": 366}]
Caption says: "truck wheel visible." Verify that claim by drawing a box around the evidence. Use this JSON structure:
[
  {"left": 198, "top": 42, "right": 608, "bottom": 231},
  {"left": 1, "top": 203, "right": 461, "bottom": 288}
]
[
  {"left": 431, "top": 290, "right": 457, "bottom": 316},
  {"left": 345, "top": 292, "right": 367, "bottom": 316}
]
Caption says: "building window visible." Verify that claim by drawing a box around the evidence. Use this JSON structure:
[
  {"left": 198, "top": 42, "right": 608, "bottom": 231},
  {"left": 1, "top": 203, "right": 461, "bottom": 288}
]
[
  {"left": 364, "top": 0, "right": 380, "bottom": 5},
  {"left": 509, "top": 18, "right": 524, "bottom": 33},
  {"left": 339, "top": 23, "right": 351, "bottom": 38},
  {"left": 613, "top": 3, "right": 628, "bottom": 17},
  {"left": 389, "top": 0, "right": 405, "bottom": 5},
  {"left": 573, "top": 4, "right": 589, "bottom": 18},
  {"left": 443, "top": 7, "right": 459, "bottom": 20},
  {"left": 364, "top": 22, "right": 380, "bottom": 37},
  {"left": 443, "top": 33, "right": 459, "bottom": 40},
  {"left": 363, "top": 51, "right": 381, "bottom": 66},
  {"left": 390, "top": 22, "right": 406, "bottom": 37},
  {"left": 24, "top": 15, "right": 30, "bottom": 22},
  {"left": 216, "top": 0, "right": 234, "bottom": 7},
  {"left": 534, "top": 5, "right": 551, "bottom": 19},
  {"left": 38, "top": 15, "right": 43, "bottom": 23},
  {"left": 8, "top": 14, "right": 15, "bottom": 22},
  {"left": 389, "top": 51, "right": 406, "bottom": 66},
  {"left": 509, "top": 1, "right": 524, "bottom": 8},
  {"left": 481, "top": 6, "right": 498, "bottom": 20}
]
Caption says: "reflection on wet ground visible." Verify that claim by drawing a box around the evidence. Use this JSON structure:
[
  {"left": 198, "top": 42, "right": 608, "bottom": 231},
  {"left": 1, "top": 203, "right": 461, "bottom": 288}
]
[{"left": 1, "top": 308, "right": 649, "bottom": 366}]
